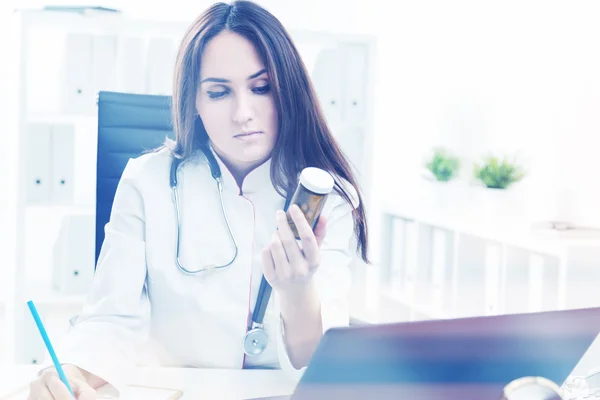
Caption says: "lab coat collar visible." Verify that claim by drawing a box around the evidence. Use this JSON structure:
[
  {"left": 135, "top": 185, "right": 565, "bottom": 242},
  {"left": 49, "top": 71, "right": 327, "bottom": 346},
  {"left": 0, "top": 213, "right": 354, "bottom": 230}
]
[{"left": 203, "top": 145, "right": 273, "bottom": 196}]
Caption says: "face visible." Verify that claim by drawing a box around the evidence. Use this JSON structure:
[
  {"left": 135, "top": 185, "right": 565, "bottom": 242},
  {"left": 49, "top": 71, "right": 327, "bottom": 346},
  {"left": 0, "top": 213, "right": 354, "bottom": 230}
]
[{"left": 196, "top": 30, "right": 278, "bottom": 171}]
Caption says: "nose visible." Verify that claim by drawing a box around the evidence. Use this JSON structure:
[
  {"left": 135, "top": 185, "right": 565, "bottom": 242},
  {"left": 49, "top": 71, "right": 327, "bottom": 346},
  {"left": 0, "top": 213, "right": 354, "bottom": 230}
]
[{"left": 232, "top": 92, "right": 255, "bottom": 124}]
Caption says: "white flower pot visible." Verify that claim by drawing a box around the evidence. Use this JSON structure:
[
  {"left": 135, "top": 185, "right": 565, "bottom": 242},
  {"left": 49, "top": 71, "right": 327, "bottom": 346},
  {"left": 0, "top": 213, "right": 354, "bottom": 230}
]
[
  {"left": 420, "top": 175, "right": 466, "bottom": 214},
  {"left": 472, "top": 184, "right": 525, "bottom": 221}
]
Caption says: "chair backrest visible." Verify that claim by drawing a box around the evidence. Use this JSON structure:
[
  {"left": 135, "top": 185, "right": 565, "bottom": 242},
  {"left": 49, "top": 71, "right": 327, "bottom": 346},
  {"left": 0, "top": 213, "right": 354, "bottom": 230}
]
[{"left": 95, "top": 91, "right": 174, "bottom": 266}]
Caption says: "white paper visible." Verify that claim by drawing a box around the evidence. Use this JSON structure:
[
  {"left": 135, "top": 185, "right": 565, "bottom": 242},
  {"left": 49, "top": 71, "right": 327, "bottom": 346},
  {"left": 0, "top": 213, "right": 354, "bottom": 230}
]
[
  {"left": 1, "top": 384, "right": 182, "bottom": 400},
  {"left": 96, "top": 384, "right": 182, "bottom": 400}
]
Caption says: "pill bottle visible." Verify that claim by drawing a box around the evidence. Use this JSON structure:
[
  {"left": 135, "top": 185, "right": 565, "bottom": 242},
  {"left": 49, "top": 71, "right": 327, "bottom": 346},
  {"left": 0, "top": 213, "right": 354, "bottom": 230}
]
[{"left": 287, "top": 167, "right": 335, "bottom": 239}]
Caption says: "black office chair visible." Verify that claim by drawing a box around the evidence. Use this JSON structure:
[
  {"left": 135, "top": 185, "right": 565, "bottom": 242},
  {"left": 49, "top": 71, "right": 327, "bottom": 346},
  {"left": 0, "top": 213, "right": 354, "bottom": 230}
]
[{"left": 95, "top": 91, "right": 175, "bottom": 266}]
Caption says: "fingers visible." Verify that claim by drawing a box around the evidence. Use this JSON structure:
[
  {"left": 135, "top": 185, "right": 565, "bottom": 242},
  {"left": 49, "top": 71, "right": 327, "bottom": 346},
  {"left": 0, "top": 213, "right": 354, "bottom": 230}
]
[
  {"left": 38, "top": 384, "right": 54, "bottom": 400},
  {"left": 75, "top": 388, "right": 96, "bottom": 400},
  {"left": 276, "top": 210, "right": 303, "bottom": 265},
  {"left": 28, "top": 378, "right": 53, "bottom": 400},
  {"left": 313, "top": 214, "right": 328, "bottom": 247},
  {"left": 269, "top": 231, "right": 292, "bottom": 280},
  {"left": 45, "top": 374, "right": 73, "bottom": 399},
  {"left": 261, "top": 247, "right": 276, "bottom": 285},
  {"left": 72, "top": 379, "right": 96, "bottom": 400},
  {"left": 30, "top": 366, "right": 96, "bottom": 400},
  {"left": 288, "top": 205, "right": 321, "bottom": 269},
  {"left": 43, "top": 372, "right": 74, "bottom": 400},
  {"left": 265, "top": 205, "right": 327, "bottom": 288}
]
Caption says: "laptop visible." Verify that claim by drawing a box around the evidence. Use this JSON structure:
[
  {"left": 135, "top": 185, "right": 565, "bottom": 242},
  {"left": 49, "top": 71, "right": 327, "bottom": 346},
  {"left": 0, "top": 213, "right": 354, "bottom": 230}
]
[{"left": 251, "top": 306, "right": 600, "bottom": 399}]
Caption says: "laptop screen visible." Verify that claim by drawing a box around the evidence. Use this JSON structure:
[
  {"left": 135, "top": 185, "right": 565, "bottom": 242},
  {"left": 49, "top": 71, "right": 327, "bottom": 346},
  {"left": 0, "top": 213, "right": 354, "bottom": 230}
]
[{"left": 293, "top": 307, "right": 600, "bottom": 398}]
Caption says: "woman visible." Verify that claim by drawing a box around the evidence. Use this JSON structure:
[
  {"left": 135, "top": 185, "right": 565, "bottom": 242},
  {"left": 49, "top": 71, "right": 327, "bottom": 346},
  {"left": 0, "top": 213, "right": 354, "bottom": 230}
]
[{"left": 28, "top": 1, "right": 369, "bottom": 399}]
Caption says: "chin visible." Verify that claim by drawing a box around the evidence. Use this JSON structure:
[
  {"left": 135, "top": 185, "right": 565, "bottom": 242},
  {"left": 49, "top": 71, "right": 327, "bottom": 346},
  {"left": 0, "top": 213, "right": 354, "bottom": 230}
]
[{"left": 238, "top": 146, "right": 273, "bottom": 164}]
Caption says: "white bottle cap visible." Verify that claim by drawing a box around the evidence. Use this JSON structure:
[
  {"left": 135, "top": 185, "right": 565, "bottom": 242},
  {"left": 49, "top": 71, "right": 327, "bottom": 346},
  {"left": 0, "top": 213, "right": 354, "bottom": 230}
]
[{"left": 299, "top": 167, "right": 334, "bottom": 195}]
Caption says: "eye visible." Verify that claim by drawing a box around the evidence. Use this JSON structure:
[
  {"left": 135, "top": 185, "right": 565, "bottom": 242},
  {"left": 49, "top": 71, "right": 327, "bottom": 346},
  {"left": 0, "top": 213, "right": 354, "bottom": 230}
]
[
  {"left": 252, "top": 84, "right": 271, "bottom": 95},
  {"left": 207, "top": 88, "right": 230, "bottom": 99}
]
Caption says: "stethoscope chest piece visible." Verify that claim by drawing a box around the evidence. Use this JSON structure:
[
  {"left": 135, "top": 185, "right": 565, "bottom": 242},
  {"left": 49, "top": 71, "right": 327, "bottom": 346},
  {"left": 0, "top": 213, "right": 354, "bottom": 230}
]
[{"left": 243, "top": 327, "right": 269, "bottom": 356}]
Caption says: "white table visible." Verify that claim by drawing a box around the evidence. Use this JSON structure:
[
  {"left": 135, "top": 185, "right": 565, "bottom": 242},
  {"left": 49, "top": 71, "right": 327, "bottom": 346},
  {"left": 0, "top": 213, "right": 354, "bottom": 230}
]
[{"left": 0, "top": 365, "right": 300, "bottom": 399}]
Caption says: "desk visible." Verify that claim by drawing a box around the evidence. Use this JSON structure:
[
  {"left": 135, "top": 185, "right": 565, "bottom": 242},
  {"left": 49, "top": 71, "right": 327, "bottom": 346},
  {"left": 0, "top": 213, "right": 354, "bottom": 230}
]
[{"left": 0, "top": 365, "right": 300, "bottom": 399}]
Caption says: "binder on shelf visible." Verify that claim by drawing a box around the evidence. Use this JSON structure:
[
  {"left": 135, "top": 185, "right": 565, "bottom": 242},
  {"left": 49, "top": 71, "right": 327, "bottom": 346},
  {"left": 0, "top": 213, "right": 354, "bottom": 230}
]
[
  {"left": 528, "top": 253, "right": 545, "bottom": 313},
  {"left": 504, "top": 248, "right": 532, "bottom": 314},
  {"left": 337, "top": 125, "right": 366, "bottom": 177},
  {"left": 342, "top": 43, "right": 368, "bottom": 123},
  {"left": 50, "top": 124, "right": 75, "bottom": 205},
  {"left": 541, "top": 256, "right": 560, "bottom": 312},
  {"left": 431, "top": 228, "right": 448, "bottom": 308},
  {"left": 25, "top": 123, "right": 76, "bottom": 205},
  {"left": 452, "top": 235, "right": 487, "bottom": 317},
  {"left": 413, "top": 224, "right": 434, "bottom": 306},
  {"left": 442, "top": 231, "right": 457, "bottom": 314},
  {"left": 52, "top": 211, "right": 95, "bottom": 295},
  {"left": 145, "top": 37, "right": 176, "bottom": 95},
  {"left": 388, "top": 217, "right": 406, "bottom": 293},
  {"left": 311, "top": 46, "right": 344, "bottom": 125},
  {"left": 61, "top": 33, "right": 94, "bottom": 115},
  {"left": 402, "top": 220, "right": 420, "bottom": 303},
  {"left": 25, "top": 124, "right": 52, "bottom": 204},
  {"left": 16, "top": 303, "right": 47, "bottom": 365},
  {"left": 117, "top": 36, "right": 146, "bottom": 94},
  {"left": 91, "top": 35, "right": 118, "bottom": 96},
  {"left": 484, "top": 243, "right": 502, "bottom": 316}
]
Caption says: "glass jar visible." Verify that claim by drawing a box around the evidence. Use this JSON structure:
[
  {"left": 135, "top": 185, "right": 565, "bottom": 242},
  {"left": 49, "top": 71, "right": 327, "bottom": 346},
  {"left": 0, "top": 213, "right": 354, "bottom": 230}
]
[{"left": 286, "top": 167, "right": 334, "bottom": 240}]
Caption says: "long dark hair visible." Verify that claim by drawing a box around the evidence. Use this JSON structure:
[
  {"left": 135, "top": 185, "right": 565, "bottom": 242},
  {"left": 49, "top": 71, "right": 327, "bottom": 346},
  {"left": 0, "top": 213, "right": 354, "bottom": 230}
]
[{"left": 169, "top": 0, "right": 369, "bottom": 263}]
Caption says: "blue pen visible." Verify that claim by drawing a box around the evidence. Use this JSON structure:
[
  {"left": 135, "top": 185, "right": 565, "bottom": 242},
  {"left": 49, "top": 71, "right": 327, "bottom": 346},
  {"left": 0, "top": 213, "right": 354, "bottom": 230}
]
[{"left": 27, "top": 300, "right": 75, "bottom": 398}]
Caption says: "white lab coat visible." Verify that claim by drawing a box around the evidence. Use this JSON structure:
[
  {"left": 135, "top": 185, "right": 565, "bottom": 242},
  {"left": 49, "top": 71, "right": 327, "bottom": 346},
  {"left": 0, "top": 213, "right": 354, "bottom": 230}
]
[{"left": 56, "top": 147, "right": 358, "bottom": 391}]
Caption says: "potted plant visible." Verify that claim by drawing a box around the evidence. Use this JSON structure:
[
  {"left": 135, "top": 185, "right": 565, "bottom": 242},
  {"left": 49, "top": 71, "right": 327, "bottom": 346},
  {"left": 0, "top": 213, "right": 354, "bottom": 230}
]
[
  {"left": 473, "top": 155, "right": 525, "bottom": 189},
  {"left": 424, "top": 147, "right": 460, "bottom": 182},
  {"left": 472, "top": 154, "right": 527, "bottom": 218},
  {"left": 421, "top": 148, "right": 462, "bottom": 211}
]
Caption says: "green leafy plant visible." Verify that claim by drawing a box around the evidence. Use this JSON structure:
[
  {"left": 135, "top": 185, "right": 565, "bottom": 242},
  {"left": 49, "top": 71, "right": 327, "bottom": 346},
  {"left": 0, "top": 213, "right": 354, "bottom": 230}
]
[
  {"left": 473, "top": 155, "right": 525, "bottom": 189},
  {"left": 425, "top": 148, "right": 460, "bottom": 182}
]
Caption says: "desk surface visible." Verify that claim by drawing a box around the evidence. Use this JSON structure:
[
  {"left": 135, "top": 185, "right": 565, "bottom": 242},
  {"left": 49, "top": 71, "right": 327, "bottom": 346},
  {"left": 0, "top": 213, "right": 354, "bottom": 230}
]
[{"left": 0, "top": 365, "right": 299, "bottom": 399}]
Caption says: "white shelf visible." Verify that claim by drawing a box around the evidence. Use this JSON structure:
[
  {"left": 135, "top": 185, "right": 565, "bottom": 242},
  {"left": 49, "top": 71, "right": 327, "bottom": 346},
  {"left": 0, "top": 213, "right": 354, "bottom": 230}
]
[
  {"left": 25, "top": 280, "right": 87, "bottom": 307},
  {"left": 379, "top": 289, "right": 447, "bottom": 320},
  {"left": 2, "top": 279, "right": 89, "bottom": 309},
  {"left": 26, "top": 114, "right": 96, "bottom": 125},
  {"left": 382, "top": 188, "right": 600, "bottom": 259},
  {"left": 0, "top": 289, "right": 86, "bottom": 310},
  {"left": 377, "top": 181, "right": 600, "bottom": 322},
  {"left": 24, "top": 204, "right": 95, "bottom": 214}
]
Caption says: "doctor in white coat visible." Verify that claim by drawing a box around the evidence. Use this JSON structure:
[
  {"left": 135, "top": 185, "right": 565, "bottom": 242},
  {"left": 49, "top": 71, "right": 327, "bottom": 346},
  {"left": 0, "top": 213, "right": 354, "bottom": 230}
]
[{"left": 28, "top": 1, "right": 370, "bottom": 399}]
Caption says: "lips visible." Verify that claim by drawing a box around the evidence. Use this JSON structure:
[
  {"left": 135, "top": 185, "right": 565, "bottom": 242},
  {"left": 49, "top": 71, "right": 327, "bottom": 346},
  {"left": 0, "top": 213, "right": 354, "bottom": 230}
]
[{"left": 234, "top": 131, "right": 263, "bottom": 138}]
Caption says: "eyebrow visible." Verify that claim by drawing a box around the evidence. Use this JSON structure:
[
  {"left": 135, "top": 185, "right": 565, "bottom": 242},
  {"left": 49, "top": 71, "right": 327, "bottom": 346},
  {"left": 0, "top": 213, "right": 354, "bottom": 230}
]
[{"left": 200, "top": 69, "right": 267, "bottom": 84}]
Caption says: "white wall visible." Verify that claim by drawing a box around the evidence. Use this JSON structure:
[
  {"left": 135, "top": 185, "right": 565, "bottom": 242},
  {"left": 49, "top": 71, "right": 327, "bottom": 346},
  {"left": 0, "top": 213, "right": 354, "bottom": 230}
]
[
  {"left": 0, "top": 0, "right": 366, "bottom": 31},
  {"left": 367, "top": 0, "right": 600, "bottom": 229},
  {"left": 0, "top": 4, "right": 22, "bottom": 307},
  {"left": 123, "top": 0, "right": 366, "bottom": 33}
]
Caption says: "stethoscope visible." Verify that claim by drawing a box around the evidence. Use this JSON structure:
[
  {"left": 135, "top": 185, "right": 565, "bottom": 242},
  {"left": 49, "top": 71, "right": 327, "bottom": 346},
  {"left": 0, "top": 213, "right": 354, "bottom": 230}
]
[
  {"left": 169, "top": 146, "right": 291, "bottom": 357},
  {"left": 501, "top": 376, "right": 564, "bottom": 399}
]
